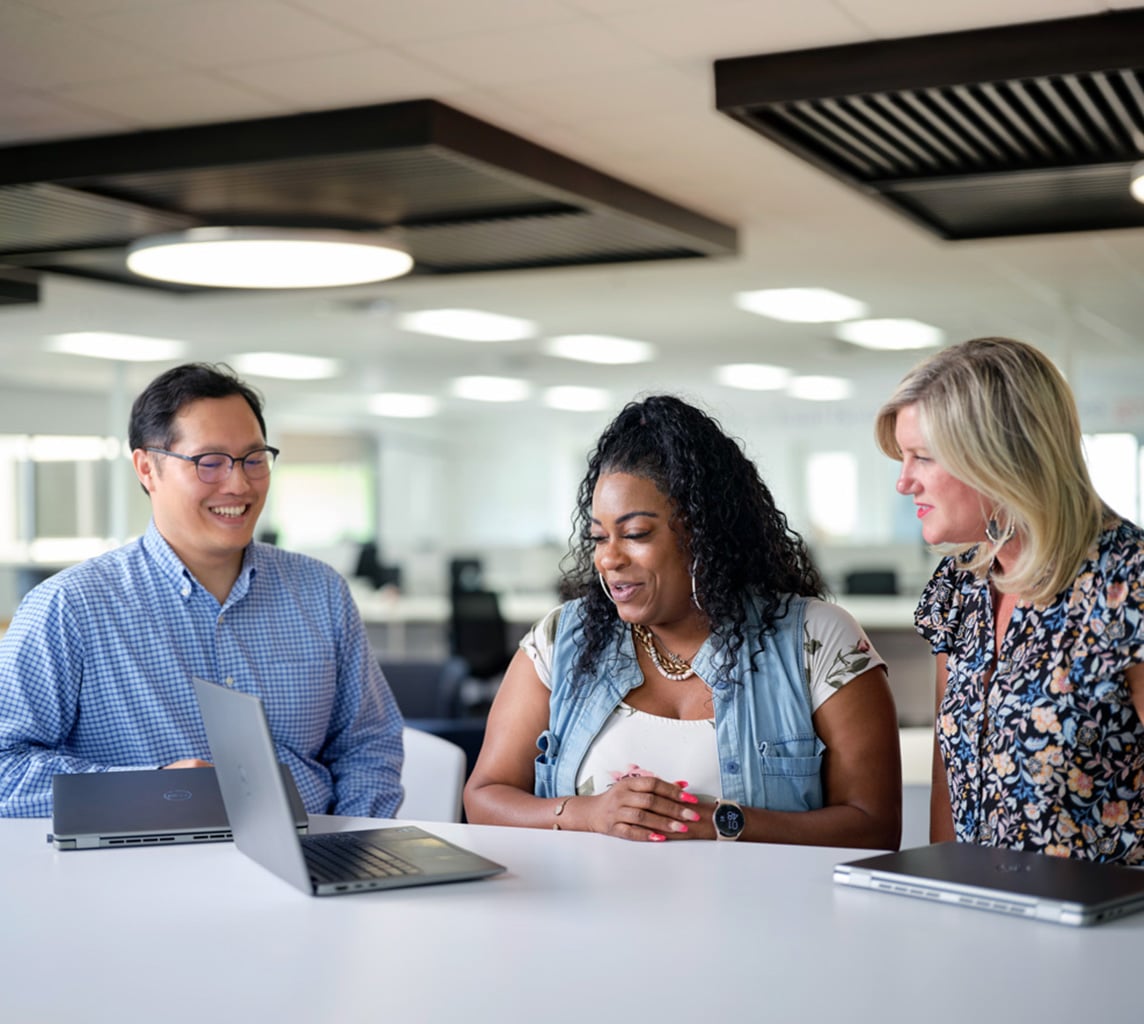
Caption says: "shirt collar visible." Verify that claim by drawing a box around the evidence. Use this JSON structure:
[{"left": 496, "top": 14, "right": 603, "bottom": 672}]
[{"left": 141, "top": 519, "right": 258, "bottom": 601}]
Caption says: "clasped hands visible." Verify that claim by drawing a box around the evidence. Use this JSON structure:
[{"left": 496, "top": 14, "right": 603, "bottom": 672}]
[{"left": 580, "top": 776, "right": 714, "bottom": 842}]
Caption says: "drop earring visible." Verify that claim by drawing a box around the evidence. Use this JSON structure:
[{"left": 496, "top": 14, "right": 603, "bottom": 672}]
[
  {"left": 985, "top": 515, "right": 1012, "bottom": 545},
  {"left": 690, "top": 560, "right": 703, "bottom": 611}
]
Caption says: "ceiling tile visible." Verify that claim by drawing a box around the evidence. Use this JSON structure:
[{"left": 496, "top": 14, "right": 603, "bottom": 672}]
[
  {"left": 0, "top": 90, "right": 130, "bottom": 145},
  {"left": 52, "top": 74, "right": 288, "bottom": 128},
  {"left": 85, "top": 0, "right": 366, "bottom": 68},
  {"left": 602, "top": 0, "right": 869, "bottom": 60},
  {"left": 222, "top": 48, "right": 466, "bottom": 108},
  {"left": 292, "top": 0, "right": 579, "bottom": 44},
  {"left": 836, "top": 0, "right": 1105, "bottom": 38},
  {"left": 0, "top": 20, "right": 172, "bottom": 89},
  {"left": 397, "top": 19, "right": 659, "bottom": 87}
]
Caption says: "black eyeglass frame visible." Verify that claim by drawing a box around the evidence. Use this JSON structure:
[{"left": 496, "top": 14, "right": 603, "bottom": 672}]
[{"left": 143, "top": 445, "right": 281, "bottom": 483}]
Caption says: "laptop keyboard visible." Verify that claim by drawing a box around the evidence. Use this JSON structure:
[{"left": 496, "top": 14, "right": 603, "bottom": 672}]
[{"left": 301, "top": 832, "right": 422, "bottom": 884}]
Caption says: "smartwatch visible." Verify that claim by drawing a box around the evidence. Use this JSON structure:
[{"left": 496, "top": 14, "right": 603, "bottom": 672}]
[{"left": 713, "top": 799, "right": 745, "bottom": 841}]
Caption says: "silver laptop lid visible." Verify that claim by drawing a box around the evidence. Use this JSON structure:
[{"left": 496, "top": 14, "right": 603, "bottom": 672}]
[
  {"left": 192, "top": 677, "right": 314, "bottom": 892},
  {"left": 50, "top": 765, "right": 306, "bottom": 851},
  {"left": 834, "top": 841, "right": 1144, "bottom": 926}
]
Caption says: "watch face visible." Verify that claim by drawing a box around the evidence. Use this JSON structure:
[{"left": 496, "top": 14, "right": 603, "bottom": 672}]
[{"left": 715, "top": 802, "right": 744, "bottom": 837}]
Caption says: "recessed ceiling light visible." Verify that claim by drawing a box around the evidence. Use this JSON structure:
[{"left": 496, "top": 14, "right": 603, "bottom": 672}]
[
  {"left": 543, "top": 386, "right": 611, "bottom": 412},
  {"left": 397, "top": 308, "right": 537, "bottom": 342},
  {"left": 714, "top": 363, "right": 791, "bottom": 390},
  {"left": 834, "top": 318, "right": 945, "bottom": 350},
  {"left": 451, "top": 376, "right": 531, "bottom": 403},
  {"left": 368, "top": 393, "right": 440, "bottom": 419},
  {"left": 46, "top": 332, "right": 188, "bottom": 361},
  {"left": 126, "top": 228, "right": 413, "bottom": 289},
  {"left": 542, "top": 334, "right": 656, "bottom": 364},
  {"left": 787, "top": 375, "right": 853, "bottom": 401},
  {"left": 734, "top": 288, "right": 868, "bottom": 323},
  {"left": 231, "top": 352, "right": 342, "bottom": 380},
  {"left": 1131, "top": 161, "right": 1144, "bottom": 204}
]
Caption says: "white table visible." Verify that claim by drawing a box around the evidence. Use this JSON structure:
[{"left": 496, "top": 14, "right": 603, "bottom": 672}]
[{"left": 1, "top": 814, "right": 1138, "bottom": 1024}]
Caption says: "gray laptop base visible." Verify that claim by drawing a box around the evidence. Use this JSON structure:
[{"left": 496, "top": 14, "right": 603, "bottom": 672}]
[
  {"left": 834, "top": 841, "right": 1144, "bottom": 927},
  {"left": 191, "top": 676, "right": 505, "bottom": 896},
  {"left": 50, "top": 765, "right": 307, "bottom": 851}
]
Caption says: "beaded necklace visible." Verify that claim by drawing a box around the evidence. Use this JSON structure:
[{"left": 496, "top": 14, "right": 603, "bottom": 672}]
[{"left": 631, "top": 623, "right": 696, "bottom": 681}]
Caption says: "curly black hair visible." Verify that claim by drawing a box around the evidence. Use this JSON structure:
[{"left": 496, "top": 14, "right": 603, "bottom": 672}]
[{"left": 560, "top": 394, "right": 824, "bottom": 679}]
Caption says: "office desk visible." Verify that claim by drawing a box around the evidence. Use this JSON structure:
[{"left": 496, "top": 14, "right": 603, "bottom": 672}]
[{"left": 2, "top": 815, "right": 1138, "bottom": 1024}]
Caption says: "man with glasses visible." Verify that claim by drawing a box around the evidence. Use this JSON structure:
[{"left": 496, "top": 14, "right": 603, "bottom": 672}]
[{"left": 0, "top": 363, "right": 404, "bottom": 817}]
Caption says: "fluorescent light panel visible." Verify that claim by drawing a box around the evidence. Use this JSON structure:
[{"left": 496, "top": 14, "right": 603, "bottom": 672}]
[
  {"left": 232, "top": 352, "right": 342, "bottom": 380},
  {"left": 451, "top": 376, "right": 531, "bottom": 403},
  {"left": 715, "top": 363, "right": 791, "bottom": 390},
  {"left": 543, "top": 386, "right": 610, "bottom": 412},
  {"left": 787, "top": 375, "right": 853, "bottom": 402},
  {"left": 735, "top": 288, "right": 868, "bottom": 323},
  {"left": 368, "top": 393, "right": 440, "bottom": 419},
  {"left": 398, "top": 309, "right": 536, "bottom": 342},
  {"left": 47, "top": 332, "right": 188, "bottom": 362},
  {"left": 834, "top": 318, "right": 944, "bottom": 350},
  {"left": 543, "top": 334, "right": 655, "bottom": 365}
]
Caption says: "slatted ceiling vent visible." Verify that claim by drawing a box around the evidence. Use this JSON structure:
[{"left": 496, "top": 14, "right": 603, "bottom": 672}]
[
  {"left": 714, "top": 9, "right": 1144, "bottom": 240},
  {"left": 0, "top": 99, "right": 735, "bottom": 299}
]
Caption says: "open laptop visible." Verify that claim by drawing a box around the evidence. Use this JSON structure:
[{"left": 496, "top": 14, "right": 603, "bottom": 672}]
[
  {"left": 50, "top": 764, "right": 307, "bottom": 851},
  {"left": 834, "top": 841, "right": 1144, "bottom": 927},
  {"left": 191, "top": 676, "right": 506, "bottom": 896}
]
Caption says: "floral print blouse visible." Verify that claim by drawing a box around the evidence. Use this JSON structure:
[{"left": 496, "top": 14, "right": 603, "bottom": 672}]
[{"left": 916, "top": 516, "right": 1144, "bottom": 863}]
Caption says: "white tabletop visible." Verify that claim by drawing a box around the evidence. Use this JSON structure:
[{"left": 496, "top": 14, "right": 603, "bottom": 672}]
[{"left": 1, "top": 814, "right": 1137, "bottom": 1024}]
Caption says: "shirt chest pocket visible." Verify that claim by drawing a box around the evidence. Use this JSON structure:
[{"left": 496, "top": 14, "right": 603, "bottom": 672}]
[{"left": 757, "top": 734, "right": 825, "bottom": 811}]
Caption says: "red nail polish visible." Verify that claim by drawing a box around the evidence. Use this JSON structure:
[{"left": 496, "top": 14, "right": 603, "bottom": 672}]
[
  {"left": 680, "top": 792, "right": 698, "bottom": 804},
  {"left": 648, "top": 833, "right": 666, "bottom": 842},
  {"left": 676, "top": 823, "right": 689, "bottom": 833},
  {"left": 674, "top": 780, "right": 690, "bottom": 788}
]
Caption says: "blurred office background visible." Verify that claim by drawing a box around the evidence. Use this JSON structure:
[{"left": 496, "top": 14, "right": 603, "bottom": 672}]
[{"left": 2, "top": 3, "right": 1143, "bottom": 780}]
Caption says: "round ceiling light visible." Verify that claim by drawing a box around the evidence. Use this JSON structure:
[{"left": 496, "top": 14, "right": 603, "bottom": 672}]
[{"left": 126, "top": 227, "right": 414, "bottom": 289}]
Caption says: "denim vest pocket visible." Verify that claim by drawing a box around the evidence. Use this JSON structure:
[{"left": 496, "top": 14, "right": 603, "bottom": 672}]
[
  {"left": 757, "top": 735, "right": 825, "bottom": 811},
  {"left": 534, "top": 729, "right": 560, "bottom": 798}
]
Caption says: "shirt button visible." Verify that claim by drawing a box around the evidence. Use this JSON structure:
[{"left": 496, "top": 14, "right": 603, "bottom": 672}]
[
  {"left": 181, "top": 586, "right": 191, "bottom": 598},
  {"left": 977, "top": 820, "right": 991, "bottom": 841},
  {"left": 726, "top": 760, "right": 740, "bottom": 774},
  {"left": 225, "top": 677, "right": 235, "bottom": 688}
]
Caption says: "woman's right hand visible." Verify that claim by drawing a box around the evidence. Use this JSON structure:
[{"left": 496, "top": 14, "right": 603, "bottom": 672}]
[{"left": 577, "top": 777, "right": 703, "bottom": 841}]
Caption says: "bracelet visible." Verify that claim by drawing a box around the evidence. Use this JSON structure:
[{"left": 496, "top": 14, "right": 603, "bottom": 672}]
[{"left": 552, "top": 796, "right": 572, "bottom": 830}]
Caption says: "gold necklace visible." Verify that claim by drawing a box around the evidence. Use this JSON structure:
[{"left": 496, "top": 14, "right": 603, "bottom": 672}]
[{"left": 631, "top": 623, "right": 696, "bottom": 681}]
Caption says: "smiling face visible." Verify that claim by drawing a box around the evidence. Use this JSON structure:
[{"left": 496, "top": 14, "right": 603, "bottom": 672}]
[
  {"left": 591, "top": 471, "right": 696, "bottom": 630},
  {"left": 893, "top": 403, "right": 990, "bottom": 547},
  {"left": 132, "top": 393, "right": 269, "bottom": 580}
]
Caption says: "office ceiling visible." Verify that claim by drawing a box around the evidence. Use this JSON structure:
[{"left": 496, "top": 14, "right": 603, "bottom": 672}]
[{"left": 0, "top": 0, "right": 1142, "bottom": 437}]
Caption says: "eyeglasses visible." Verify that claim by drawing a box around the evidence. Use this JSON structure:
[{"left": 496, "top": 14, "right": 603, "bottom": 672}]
[{"left": 144, "top": 446, "right": 280, "bottom": 484}]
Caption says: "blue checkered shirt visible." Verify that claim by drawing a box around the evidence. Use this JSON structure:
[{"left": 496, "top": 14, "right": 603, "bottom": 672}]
[{"left": 0, "top": 521, "right": 404, "bottom": 818}]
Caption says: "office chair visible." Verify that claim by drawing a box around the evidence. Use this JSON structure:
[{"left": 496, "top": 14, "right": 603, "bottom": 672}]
[
  {"left": 395, "top": 727, "right": 467, "bottom": 823},
  {"left": 378, "top": 656, "right": 469, "bottom": 720},
  {"left": 844, "top": 569, "right": 899, "bottom": 595},
  {"left": 449, "top": 589, "right": 513, "bottom": 683}
]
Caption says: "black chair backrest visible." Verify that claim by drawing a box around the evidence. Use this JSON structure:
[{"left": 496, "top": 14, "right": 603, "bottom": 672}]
[{"left": 449, "top": 589, "right": 512, "bottom": 680}]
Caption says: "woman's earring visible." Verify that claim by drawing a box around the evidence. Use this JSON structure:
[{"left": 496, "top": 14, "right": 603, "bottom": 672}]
[
  {"left": 690, "top": 560, "right": 703, "bottom": 611},
  {"left": 599, "top": 571, "right": 616, "bottom": 604},
  {"left": 985, "top": 515, "right": 1012, "bottom": 545}
]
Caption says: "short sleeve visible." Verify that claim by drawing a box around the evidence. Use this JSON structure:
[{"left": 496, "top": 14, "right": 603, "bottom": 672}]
[
  {"left": 914, "top": 555, "right": 972, "bottom": 655},
  {"left": 803, "top": 600, "right": 886, "bottom": 712},
  {"left": 518, "top": 604, "right": 563, "bottom": 690}
]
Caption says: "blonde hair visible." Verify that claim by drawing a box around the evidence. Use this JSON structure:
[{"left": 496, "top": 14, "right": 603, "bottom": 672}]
[{"left": 874, "top": 337, "right": 1104, "bottom": 604}]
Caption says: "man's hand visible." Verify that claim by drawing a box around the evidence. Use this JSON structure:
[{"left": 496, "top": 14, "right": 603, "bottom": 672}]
[{"left": 162, "top": 758, "right": 213, "bottom": 769}]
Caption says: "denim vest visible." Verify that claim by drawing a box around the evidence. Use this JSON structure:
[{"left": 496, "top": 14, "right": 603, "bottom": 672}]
[{"left": 533, "top": 594, "right": 824, "bottom": 810}]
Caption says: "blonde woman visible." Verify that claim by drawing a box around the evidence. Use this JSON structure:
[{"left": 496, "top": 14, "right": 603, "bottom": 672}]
[{"left": 876, "top": 337, "right": 1144, "bottom": 863}]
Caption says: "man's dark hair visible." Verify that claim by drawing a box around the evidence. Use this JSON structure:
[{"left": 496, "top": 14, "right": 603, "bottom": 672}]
[
  {"left": 561, "top": 394, "right": 824, "bottom": 678},
  {"left": 128, "top": 362, "right": 267, "bottom": 451}
]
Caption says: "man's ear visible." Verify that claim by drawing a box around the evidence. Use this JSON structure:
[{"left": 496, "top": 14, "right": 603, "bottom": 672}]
[{"left": 131, "top": 448, "right": 156, "bottom": 494}]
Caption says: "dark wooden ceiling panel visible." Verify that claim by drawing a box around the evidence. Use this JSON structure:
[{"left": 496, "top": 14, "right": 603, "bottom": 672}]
[
  {"left": 0, "top": 99, "right": 736, "bottom": 293},
  {"left": 714, "top": 10, "right": 1144, "bottom": 240}
]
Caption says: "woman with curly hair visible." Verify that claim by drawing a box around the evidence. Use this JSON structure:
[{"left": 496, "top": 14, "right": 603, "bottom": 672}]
[
  {"left": 464, "top": 395, "right": 901, "bottom": 847},
  {"left": 877, "top": 337, "right": 1144, "bottom": 862}
]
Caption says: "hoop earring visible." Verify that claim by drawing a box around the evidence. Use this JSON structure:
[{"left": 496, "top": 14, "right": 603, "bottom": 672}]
[
  {"left": 599, "top": 571, "right": 616, "bottom": 605},
  {"left": 690, "top": 560, "right": 703, "bottom": 611},
  {"left": 985, "top": 514, "right": 1013, "bottom": 546}
]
